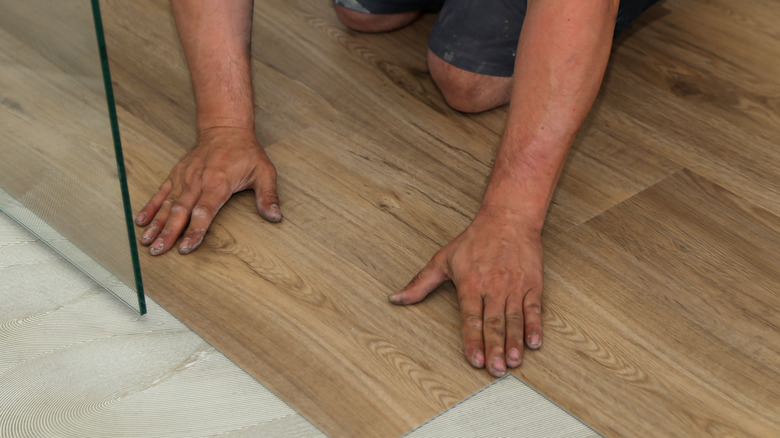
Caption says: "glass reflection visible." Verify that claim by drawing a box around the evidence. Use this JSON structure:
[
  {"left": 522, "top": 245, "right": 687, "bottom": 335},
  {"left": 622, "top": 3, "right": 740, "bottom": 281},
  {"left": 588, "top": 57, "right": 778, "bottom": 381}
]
[{"left": 0, "top": 0, "right": 145, "bottom": 313}]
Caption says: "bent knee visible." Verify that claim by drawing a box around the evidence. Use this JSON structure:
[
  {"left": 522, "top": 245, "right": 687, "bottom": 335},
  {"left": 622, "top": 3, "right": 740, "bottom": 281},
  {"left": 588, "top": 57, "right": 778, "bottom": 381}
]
[
  {"left": 427, "top": 50, "right": 512, "bottom": 113},
  {"left": 333, "top": 3, "right": 420, "bottom": 33}
]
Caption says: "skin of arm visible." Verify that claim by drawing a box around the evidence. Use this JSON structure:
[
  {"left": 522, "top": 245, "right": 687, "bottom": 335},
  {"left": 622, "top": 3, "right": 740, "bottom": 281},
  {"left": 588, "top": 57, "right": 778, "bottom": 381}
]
[
  {"left": 135, "top": 0, "right": 281, "bottom": 256},
  {"left": 390, "top": 0, "right": 620, "bottom": 377}
]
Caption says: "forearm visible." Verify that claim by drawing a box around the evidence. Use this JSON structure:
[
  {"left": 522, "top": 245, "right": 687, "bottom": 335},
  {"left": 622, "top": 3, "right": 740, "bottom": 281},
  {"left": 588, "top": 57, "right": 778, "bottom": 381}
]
[
  {"left": 481, "top": 0, "right": 619, "bottom": 231},
  {"left": 171, "top": 0, "right": 256, "bottom": 131}
]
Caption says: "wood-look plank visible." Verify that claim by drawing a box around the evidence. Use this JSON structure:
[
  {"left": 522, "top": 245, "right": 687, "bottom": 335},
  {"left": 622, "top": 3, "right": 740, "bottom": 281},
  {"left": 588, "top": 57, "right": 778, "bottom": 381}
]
[
  {"left": 96, "top": 0, "right": 780, "bottom": 436},
  {"left": 598, "top": 0, "right": 780, "bottom": 215},
  {"left": 132, "top": 158, "right": 493, "bottom": 435},
  {"left": 516, "top": 169, "right": 780, "bottom": 437},
  {"left": 0, "top": 15, "right": 135, "bottom": 286}
]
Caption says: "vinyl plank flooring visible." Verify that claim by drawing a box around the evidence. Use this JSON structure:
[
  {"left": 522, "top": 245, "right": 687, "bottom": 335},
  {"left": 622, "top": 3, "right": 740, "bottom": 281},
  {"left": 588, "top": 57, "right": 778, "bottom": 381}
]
[
  {"left": 515, "top": 169, "right": 780, "bottom": 437},
  {"left": 0, "top": 212, "right": 324, "bottom": 438},
  {"left": 597, "top": 0, "right": 780, "bottom": 215},
  {"left": 0, "top": 15, "right": 134, "bottom": 286},
  {"left": 95, "top": 0, "right": 780, "bottom": 437},
  {"left": 132, "top": 179, "right": 492, "bottom": 436}
]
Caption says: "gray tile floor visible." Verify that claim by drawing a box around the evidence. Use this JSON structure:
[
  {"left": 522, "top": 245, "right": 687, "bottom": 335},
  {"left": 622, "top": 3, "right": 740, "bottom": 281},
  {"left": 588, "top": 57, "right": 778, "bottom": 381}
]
[{"left": 0, "top": 211, "right": 598, "bottom": 437}]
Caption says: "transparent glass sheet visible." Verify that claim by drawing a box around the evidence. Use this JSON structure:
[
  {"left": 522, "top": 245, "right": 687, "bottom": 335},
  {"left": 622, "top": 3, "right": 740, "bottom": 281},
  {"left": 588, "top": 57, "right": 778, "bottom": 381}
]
[{"left": 0, "top": 0, "right": 145, "bottom": 313}]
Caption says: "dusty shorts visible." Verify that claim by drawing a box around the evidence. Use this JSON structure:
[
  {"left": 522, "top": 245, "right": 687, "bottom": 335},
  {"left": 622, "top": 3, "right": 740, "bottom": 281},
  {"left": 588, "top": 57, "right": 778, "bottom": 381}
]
[{"left": 333, "top": 0, "right": 660, "bottom": 77}]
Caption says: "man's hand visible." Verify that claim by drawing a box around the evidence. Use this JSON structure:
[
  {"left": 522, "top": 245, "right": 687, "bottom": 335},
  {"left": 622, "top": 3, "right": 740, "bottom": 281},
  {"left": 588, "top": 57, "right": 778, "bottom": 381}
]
[
  {"left": 389, "top": 210, "right": 543, "bottom": 377},
  {"left": 135, "top": 126, "right": 281, "bottom": 256},
  {"left": 391, "top": 0, "right": 618, "bottom": 376}
]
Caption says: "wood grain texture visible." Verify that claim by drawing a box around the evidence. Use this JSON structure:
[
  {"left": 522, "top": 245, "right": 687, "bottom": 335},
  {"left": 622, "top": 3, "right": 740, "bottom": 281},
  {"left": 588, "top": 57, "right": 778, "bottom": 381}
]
[
  {"left": 96, "top": 0, "right": 780, "bottom": 436},
  {"left": 0, "top": 212, "right": 324, "bottom": 438},
  {"left": 517, "top": 170, "right": 780, "bottom": 437},
  {"left": 0, "top": 0, "right": 137, "bottom": 288}
]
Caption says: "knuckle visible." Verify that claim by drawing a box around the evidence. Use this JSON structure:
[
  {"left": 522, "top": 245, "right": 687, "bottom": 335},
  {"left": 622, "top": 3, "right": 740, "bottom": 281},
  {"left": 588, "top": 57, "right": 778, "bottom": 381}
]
[
  {"left": 506, "top": 313, "right": 525, "bottom": 325},
  {"left": 484, "top": 316, "right": 505, "bottom": 337},
  {"left": 524, "top": 301, "right": 543, "bottom": 315},
  {"left": 191, "top": 205, "right": 211, "bottom": 219},
  {"left": 462, "top": 315, "right": 483, "bottom": 332},
  {"left": 484, "top": 315, "right": 504, "bottom": 329},
  {"left": 170, "top": 204, "right": 189, "bottom": 215},
  {"left": 161, "top": 198, "right": 177, "bottom": 209}
]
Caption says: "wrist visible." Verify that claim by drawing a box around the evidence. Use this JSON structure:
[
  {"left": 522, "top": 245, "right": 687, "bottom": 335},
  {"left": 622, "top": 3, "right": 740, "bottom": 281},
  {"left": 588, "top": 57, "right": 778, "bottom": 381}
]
[
  {"left": 479, "top": 178, "right": 549, "bottom": 233},
  {"left": 475, "top": 202, "right": 546, "bottom": 235},
  {"left": 197, "top": 117, "right": 255, "bottom": 133}
]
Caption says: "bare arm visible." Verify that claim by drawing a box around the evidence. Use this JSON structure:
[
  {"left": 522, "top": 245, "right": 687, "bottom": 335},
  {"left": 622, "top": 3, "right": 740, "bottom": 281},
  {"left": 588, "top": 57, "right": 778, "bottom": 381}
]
[
  {"left": 483, "top": 0, "right": 617, "bottom": 231},
  {"left": 392, "top": 0, "right": 619, "bottom": 376},
  {"left": 172, "top": 0, "right": 255, "bottom": 131},
  {"left": 136, "top": 0, "right": 281, "bottom": 255}
]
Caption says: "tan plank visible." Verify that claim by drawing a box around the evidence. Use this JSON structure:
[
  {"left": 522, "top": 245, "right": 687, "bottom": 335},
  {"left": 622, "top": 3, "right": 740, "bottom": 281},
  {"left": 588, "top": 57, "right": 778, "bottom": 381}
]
[
  {"left": 599, "top": 0, "right": 780, "bottom": 215},
  {"left": 134, "top": 169, "right": 492, "bottom": 435},
  {"left": 517, "top": 169, "right": 780, "bottom": 437},
  {"left": 96, "top": 0, "right": 780, "bottom": 436},
  {"left": 0, "top": 21, "right": 135, "bottom": 285}
]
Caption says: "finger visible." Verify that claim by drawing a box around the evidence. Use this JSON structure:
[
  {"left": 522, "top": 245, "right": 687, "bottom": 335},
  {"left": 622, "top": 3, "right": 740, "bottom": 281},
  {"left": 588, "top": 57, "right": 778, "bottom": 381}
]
[
  {"left": 135, "top": 180, "right": 172, "bottom": 227},
  {"left": 388, "top": 257, "right": 449, "bottom": 306},
  {"left": 458, "top": 289, "right": 485, "bottom": 369},
  {"left": 139, "top": 194, "right": 176, "bottom": 248},
  {"left": 149, "top": 190, "right": 199, "bottom": 256},
  {"left": 138, "top": 182, "right": 174, "bottom": 246},
  {"left": 253, "top": 169, "right": 282, "bottom": 223},
  {"left": 482, "top": 293, "right": 508, "bottom": 377},
  {"left": 523, "top": 286, "right": 544, "bottom": 350},
  {"left": 505, "top": 293, "right": 525, "bottom": 368},
  {"left": 178, "top": 186, "right": 229, "bottom": 254}
]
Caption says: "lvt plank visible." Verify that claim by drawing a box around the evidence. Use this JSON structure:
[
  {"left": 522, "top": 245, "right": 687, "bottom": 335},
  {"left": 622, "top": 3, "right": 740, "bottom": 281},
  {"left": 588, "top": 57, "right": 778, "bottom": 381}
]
[
  {"left": 598, "top": 0, "right": 780, "bottom": 215},
  {"left": 134, "top": 179, "right": 492, "bottom": 436},
  {"left": 98, "top": 0, "right": 780, "bottom": 436},
  {"left": 516, "top": 169, "right": 780, "bottom": 437},
  {"left": 0, "top": 24, "right": 134, "bottom": 285}
]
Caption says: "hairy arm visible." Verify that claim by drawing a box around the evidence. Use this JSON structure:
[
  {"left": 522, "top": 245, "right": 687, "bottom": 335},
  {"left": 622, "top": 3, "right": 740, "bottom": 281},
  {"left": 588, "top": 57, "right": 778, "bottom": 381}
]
[
  {"left": 484, "top": 0, "right": 617, "bottom": 230},
  {"left": 392, "top": 0, "right": 619, "bottom": 376},
  {"left": 136, "top": 0, "right": 281, "bottom": 255}
]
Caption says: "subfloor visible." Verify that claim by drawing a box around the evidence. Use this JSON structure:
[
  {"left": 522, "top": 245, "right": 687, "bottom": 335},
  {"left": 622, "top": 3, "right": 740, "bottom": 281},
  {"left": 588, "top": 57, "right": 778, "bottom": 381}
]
[{"left": 3, "top": 0, "right": 780, "bottom": 437}]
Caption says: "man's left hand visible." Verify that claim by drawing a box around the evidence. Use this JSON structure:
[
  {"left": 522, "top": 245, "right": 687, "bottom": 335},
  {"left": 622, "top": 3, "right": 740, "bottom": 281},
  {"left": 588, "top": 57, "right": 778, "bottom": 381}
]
[{"left": 389, "top": 210, "right": 544, "bottom": 377}]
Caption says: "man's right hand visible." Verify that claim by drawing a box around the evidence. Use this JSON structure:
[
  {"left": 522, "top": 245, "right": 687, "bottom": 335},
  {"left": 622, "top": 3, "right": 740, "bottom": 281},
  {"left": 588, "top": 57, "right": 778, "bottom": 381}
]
[{"left": 135, "top": 126, "right": 281, "bottom": 256}]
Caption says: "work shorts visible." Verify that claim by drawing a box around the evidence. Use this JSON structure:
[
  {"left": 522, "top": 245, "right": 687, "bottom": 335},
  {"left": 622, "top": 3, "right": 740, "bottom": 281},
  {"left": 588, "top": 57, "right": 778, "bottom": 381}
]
[{"left": 333, "top": 0, "right": 660, "bottom": 77}]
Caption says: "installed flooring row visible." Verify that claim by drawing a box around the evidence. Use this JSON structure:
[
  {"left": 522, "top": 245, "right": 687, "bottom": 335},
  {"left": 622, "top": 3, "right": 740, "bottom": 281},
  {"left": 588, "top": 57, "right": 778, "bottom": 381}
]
[{"left": 2, "top": 0, "right": 777, "bottom": 436}]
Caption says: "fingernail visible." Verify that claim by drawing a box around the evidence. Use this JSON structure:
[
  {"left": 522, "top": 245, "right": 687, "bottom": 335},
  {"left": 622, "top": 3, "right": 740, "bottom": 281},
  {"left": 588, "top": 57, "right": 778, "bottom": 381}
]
[
  {"left": 135, "top": 212, "right": 146, "bottom": 224},
  {"left": 387, "top": 291, "right": 403, "bottom": 304},
  {"left": 471, "top": 351, "right": 485, "bottom": 368},
  {"left": 141, "top": 225, "right": 156, "bottom": 242},
  {"left": 491, "top": 357, "right": 506, "bottom": 376},
  {"left": 528, "top": 333, "right": 541, "bottom": 348},
  {"left": 179, "top": 238, "right": 191, "bottom": 254},
  {"left": 150, "top": 238, "right": 164, "bottom": 256},
  {"left": 268, "top": 204, "right": 282, "bottom": 222},
  {"left": 508, "top": 348, "right": 521, "bottom": 363}
]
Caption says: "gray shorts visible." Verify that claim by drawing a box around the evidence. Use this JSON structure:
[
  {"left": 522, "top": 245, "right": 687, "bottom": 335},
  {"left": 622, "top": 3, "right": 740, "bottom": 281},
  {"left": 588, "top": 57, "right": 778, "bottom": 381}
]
[{"left": 334, "top": 0, "right": 659, "bottom": 77}]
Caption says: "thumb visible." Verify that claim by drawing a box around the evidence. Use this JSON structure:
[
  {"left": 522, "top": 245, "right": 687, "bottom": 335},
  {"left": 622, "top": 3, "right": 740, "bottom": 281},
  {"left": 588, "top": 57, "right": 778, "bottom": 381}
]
[
  {"left": 389, "top": 258, "right": 449, "bottom": 306},
  {"left": 253, "top": 173, "right": 282, "bottom": 223}
]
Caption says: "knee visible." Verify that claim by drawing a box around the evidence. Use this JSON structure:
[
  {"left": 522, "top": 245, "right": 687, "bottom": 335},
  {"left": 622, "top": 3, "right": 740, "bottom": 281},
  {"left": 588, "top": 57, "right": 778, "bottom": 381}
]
[
  {"left": 333, "top": 4, "right": 419, "bottom": 33},
  {"left": 427, "top": 50, "right": 512, "bottom": 113}
]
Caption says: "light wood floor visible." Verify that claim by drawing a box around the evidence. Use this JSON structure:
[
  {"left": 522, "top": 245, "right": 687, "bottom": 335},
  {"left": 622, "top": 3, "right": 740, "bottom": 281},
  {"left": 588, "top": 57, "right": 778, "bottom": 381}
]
[
  {"left": 0, "top": 212, "right": 325, "bottom": 437},
  {"left": 98, "top": 0, "right": 780, "bottom": 436},
  {"left": 0, "top": 0, "right": 138, "bottom": 291}
]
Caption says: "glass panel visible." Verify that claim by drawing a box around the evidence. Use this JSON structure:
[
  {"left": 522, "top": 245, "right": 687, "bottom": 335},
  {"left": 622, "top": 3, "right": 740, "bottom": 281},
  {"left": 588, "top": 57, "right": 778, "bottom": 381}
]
[{"left": 0, "top": 0, "right": 146, "bottom": 313}]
